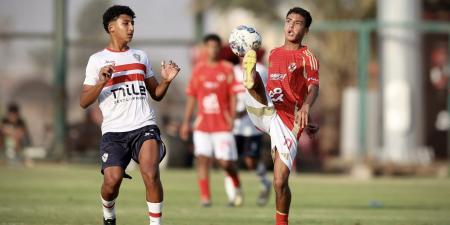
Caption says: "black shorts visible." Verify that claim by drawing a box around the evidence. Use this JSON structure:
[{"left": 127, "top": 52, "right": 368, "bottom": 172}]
[
  {"left": 235, "top": 135, "right": 263, "bottom": 158},
  {"left": 99, "top": 125, "right": 165, "bottom": 173}
]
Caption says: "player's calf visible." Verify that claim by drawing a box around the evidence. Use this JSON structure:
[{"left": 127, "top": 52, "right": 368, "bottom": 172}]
[
  {"left": 273, "top": 151, "right": 292, "bottom": 225},
  {"left": 101, "top": 167, "right": 124, "bottom": 224}
]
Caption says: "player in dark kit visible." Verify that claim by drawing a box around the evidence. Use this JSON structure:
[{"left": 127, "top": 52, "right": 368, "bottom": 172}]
[
  {"left": 79, "top": 5, "right": 180, "bottom": 225},
  {"left": 241, "top": 7, "right": 319, "bottom": 225}
]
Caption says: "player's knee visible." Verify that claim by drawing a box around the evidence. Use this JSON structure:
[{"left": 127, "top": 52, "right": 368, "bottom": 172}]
[
  {"left": 102, "top": 176, "right": 122, "bottom": 196},
  {"left": 104, "top": 172, "right": 123, "bottom": 187},
  {"left": 142, "top": 168, "right": 160, "bottom": 185},
  {"left": 220, "top": 160, "right": 236, "bottom": 171},
  {"left": 273, "top": 176, "right": 288, "bottom": 193}
]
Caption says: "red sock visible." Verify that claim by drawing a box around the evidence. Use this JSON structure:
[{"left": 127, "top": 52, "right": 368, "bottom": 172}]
[
  {"left": 276, "top": 211, "right": 288, "bottom": 225},
  {"left": 227, "top": 173, "right": 241, "bottom": 188},
  {"left": 198, "top": 179, "right": 211, "bottom": 201}
]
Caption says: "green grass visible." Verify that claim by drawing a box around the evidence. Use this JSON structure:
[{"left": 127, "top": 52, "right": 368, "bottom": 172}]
[{"left": 0, "top": 164, "right": 450, "bottom": 225}]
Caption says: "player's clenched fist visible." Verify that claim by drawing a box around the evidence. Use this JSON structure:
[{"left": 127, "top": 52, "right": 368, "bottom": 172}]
[
  {"left": 99, "top": 64, "right": 115, "bottom": 84},
  {"left": 161, "top": 60, "right": 181, "bottom": 83}
]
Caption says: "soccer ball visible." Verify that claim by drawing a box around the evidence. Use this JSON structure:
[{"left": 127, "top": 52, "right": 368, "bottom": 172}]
[{"left": 228, "top": 25, "right": 262, "bottom": 57}]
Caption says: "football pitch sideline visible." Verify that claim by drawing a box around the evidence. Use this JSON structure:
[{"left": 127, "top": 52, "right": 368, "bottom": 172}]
[{"left": 0, "top": 164, "right": 450, "bottom": 225}]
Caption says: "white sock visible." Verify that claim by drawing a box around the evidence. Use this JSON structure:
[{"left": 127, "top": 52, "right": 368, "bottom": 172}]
[
  {"left": 224, "top": 176, "right": 236, "bottom": 202},
  {"left": 101, "top": 197, "right": 116, "bottom": 220},
  {"left": 147, "top": 202, "right": 163, "bottom": 225}
]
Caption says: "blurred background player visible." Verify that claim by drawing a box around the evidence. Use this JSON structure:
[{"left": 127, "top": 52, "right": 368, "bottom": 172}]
[
  {"left": 180, "top": 34, "right": 243, "bottom": 207},
  {"left": 241, "top": 7, "right": 319, "bottom": 225},
  {"left": 232, "top": 51, "right": 271, "bottom": 206},
  {"left": 1, "top": 103, "right": 30, "bottom": 164},
  {"left": 79, "top": 5, "right": 180, "bottom": 225}
]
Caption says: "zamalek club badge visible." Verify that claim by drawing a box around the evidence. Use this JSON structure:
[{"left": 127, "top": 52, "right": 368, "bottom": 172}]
[
  {"left": 102, "top": 153, "right": 108, "bottom": 163},
  {"left": 133, "top": 53, "right": 141, "bottom": 61},
  {"left": 288, "top": 62, "right": 297, "bottom": 72}
]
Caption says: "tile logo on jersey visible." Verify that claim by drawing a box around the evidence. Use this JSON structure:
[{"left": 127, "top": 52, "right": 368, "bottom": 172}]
[
  {"left": 270, "top": 73, "right": 286, "bottom": 80},
  {"left": 204, "top": 81, "right": 219, "bottom": 89},
  {"left": 133, "top": 53, "right": 141, "bottom": 61},
  {"left": 102, "top": 153, "right": 109, "bottom": 163},
  {"left": 288, "top": 62, "right": 297, "bottom": 73}
]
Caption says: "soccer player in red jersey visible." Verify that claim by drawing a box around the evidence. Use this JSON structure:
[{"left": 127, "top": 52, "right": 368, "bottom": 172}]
[
  {"left": 180, "top": 34, "right": 243, "bottom": 207},
  {"left": 79, "top": 5, "right": 180, "bottom": 225},
  {"left": 241, "top": 7, "right": 319, "bottom": 225}
]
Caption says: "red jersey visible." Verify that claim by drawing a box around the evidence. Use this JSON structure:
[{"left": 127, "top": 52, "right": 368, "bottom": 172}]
[
  {"left": 187, "top": 60, "right": 239, "bottom": 132},
  {"left": 266, "top": 46, "right": 319, "bottom": 139}
]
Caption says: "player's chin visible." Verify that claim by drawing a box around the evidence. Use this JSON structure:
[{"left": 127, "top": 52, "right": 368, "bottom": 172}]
[{"left": 286, "top": 36, "right": 297, "bottom": 42}]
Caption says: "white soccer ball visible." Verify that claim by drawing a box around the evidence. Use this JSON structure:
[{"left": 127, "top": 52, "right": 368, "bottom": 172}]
[{"left": 228, "top": 25, "right": 262, "bottom": 57}]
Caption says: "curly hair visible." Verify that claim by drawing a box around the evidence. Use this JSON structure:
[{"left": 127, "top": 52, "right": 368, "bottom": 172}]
[{"left": 102, "top": 5, "right": 135, "bottom": 33}]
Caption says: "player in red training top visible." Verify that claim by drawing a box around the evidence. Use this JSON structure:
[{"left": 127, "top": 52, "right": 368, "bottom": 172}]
[
  {"left": 241, "top": 7, "right": 319, "bottom": 225},
  {"left": 180, "top": 34, "right": 243, "bottom": 207}
]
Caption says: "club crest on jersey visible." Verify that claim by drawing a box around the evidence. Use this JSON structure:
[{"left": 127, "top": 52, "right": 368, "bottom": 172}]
[
  {"left": 133, "top": 53, "right": 141, "bottom": 61},
  {"left": 288, "top": 62, "right": 297, "bottom": 72},
  {"left": 102, "top": 153, "right": 108, "bottom": 163},
  {"left": 216, "top": 73, "right": 226, "bottom": 82}
]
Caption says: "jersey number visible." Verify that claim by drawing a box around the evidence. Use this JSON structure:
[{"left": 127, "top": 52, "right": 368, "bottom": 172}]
[{"left": 269, "top": 87, "right": 284, "bottom": 102}]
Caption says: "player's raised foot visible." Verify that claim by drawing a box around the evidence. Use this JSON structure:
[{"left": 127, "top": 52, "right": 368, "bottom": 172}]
[
  {"left": 257, "top": 182, "right": 271, "bottom": 206},
  {"left": 242, "top": 49, "right": 257, "bottom": 89},
  {"left": 103, "top": 218, "right": 116, "bottom": 225}
]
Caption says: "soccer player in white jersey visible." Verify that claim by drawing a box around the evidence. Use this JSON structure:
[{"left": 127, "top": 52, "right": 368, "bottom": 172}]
[
  {"left": 233, "top": 57, "right": 271, "bottom": 206},
  {"left": 79, "top": 5, "right": 180, "bottom": 225}
]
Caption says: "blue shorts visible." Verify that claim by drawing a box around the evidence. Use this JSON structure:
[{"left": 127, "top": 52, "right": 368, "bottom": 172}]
[
  {"left": 99, "top": 125, "right": 165, "bottom": 173},
  {"left": 234, "top": 135, "right": 263, "bottom": 158}
]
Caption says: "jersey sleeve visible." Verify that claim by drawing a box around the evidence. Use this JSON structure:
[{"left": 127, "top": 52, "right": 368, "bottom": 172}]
[
  {"left": 305, "top": 51, "right": 319, "bottom": 87},
  {"left": 143, "top": 52, "right": 154, "bottom": 79},
  {"left": 83, "top": 55, "right": 99, "bottom": 86}
]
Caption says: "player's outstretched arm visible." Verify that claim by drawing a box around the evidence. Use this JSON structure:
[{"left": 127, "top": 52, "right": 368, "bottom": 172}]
[
  {"left": 145, "top": 60, "right": 180, "bottom": 101},
  {"left": 79, "top": 65, "right": 114, "bottom": 109},
  {"left": 298, "top": 84, "right": 319, "bottom": 129},
  {"left": 180, "top": 96, "right": 196, "bottom": 141}
]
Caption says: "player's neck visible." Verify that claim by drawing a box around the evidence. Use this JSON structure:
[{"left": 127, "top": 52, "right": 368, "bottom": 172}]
[
  {"left": 206, "top": 58, "right": 219, "bottom": 66},
  {"left": 107, "top": 38, "right": 130, "bottom": 52},
  {"left": 283, "top": 40, "right": 303, "bottom": 50}
]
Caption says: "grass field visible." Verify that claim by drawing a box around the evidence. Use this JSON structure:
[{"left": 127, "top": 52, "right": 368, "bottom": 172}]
[{"left": 1, "top": 164, "right": 450, "bottom": 225}]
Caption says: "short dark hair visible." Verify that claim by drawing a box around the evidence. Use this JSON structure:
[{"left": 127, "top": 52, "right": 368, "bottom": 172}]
[
  {"left": 203, "top": 34, "right": 222, "bottom": 45},
  {"left": 102, "top": 5, "right": 135, "bottom": 33},
  {"left": 286, "top": 7, "right": 312, "bottom": 28},
  {"left": 7, "top": 103, "right": 19, "bottom": 113}
]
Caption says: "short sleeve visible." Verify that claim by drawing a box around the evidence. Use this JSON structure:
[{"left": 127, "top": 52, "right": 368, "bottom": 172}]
[
  {"left": 143, "top": 53, "right": 154, "bottom": 79},
  {"left": 305, "top": 51, "right": 319, "bottom": 87},
  {"left": 83, "top": 56, "right": 99, "bottom": 86}
]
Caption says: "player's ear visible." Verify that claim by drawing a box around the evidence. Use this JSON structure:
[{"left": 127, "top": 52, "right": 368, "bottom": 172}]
[{"left": 108, "top": 22, "right": 115, "bottom": 33}]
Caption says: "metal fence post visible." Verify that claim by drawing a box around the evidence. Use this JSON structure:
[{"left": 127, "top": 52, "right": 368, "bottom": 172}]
[
  {"left": 52, "top": 0, "right": 67, "bottom": 160},
  {"left": 357, "top": 23, "right": 370, "bottom": 160}
]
